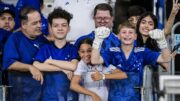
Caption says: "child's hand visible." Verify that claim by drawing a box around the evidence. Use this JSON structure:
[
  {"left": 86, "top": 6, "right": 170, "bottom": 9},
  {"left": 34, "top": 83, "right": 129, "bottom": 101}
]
[
  {"left": 91, "top": 93, "right": 101, "bottom": 101},
  {"left": 91, "top": 71, "right": 103, "bottom": 81},
  {"left": 63, "top": 70, "right": 73, "bottom": 80}
]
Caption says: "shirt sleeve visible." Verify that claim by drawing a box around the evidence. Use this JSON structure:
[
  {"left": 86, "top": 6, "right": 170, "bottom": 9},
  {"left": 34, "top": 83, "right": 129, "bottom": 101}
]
[
  {"left": 74, "top": 60, "right": 86, "bottom": 75},
  {"left": 143, "top": 48, "right": 160, "bottom": 66},
  {"left": 3, "top": 36, "right": 19, "bottom": 70},
  {"left": 70, "top": 46, "right": 79, "bottom": 60},
  {"left": 34, "top": 46, "right": 48, "bottom": 63}
]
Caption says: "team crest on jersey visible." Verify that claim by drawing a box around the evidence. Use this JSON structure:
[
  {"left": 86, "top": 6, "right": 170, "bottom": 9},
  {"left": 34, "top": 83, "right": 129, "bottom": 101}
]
[
  {"left": 134, "top": 47, "right": 145, "bottom": 53},
  {"left": 109, "top": 47, "right": 120, "bottom": 52}
]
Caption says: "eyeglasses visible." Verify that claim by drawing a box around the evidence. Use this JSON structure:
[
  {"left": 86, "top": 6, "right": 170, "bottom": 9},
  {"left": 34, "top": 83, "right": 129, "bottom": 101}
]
[{"left": 95, "top": 17, "right": 111, "bottom": 21}]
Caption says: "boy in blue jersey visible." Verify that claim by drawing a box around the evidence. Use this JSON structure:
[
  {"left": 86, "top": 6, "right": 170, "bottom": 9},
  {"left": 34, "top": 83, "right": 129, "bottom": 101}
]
[
  {"left": 91, "top": 21, "right": 171, "bottom": 101},
  {"left": 3, "top": 7, "right": 48, "bottom": 101},
  {"left": 74, "top": 3, "right": 120, "bottom": 53},
  {"left": 33, "top": 7, "right": 78, "bottom": 101}
]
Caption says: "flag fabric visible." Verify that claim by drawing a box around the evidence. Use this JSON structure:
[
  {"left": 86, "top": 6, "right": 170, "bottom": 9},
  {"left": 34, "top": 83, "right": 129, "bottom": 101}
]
[{"left": 154, "top": 0, "right": 166, "bottom": 29}]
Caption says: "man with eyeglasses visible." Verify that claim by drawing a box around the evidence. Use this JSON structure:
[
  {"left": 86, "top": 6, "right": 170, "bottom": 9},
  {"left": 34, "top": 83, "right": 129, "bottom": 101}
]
[
  {"left": 74, "top": 3, "right": 120, "bottom": 54},
  {"left": 53, "top": 0, "right": 116, "bottom": 42}
]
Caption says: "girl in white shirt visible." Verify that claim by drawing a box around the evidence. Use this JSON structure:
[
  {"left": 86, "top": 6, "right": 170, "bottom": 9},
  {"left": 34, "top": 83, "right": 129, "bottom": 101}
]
[{"left": 70, "top": 38, "right": 127, "bottom": 101}]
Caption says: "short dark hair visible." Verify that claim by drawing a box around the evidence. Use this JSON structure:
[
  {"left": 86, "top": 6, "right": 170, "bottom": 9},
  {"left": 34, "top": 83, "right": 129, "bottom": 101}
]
[
  {"left": 93, "top": 3, "right": 113, "bottom": 17},
  {"left": 127, "top": 5, "right": 146, "bottom": 18},
  {"left": 19, "top": 6, "right": 39, "bottom": 24},
  {"left": 48, "top": 7, "right": 73, "bottom": 26}
]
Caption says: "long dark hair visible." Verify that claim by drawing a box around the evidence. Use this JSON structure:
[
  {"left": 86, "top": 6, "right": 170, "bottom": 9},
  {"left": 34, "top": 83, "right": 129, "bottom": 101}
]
[{"left": 136, "top": 12, "right": 160, "bottom": 51}]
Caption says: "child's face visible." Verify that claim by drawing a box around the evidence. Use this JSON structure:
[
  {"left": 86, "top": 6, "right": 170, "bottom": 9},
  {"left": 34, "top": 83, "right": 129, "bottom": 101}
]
[
  {"left": 51, "top": 18, "right": 70, "bottom": 40},
  {"left": 78, "top": 43, "right": 92, "bottom": 64},
  {"left": 117, "top": 27, "right": 137, "bottom": 45},
  {"left": 139, "top": 16, "right": 155, "bottom": 37}
]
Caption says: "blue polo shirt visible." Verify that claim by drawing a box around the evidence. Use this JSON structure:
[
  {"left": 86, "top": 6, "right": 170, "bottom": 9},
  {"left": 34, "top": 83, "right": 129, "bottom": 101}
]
[
  {"left": 74, "top": 31, "right": 120, "bottom": 54},
  {"left": 3, "top": 31, "right": 48, "bottom": 101}
]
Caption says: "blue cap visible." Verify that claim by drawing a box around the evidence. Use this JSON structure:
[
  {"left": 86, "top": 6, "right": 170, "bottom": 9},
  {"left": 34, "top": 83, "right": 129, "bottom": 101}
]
[{"left": 0, "top": 4, "right": 15, "bottom": 18}]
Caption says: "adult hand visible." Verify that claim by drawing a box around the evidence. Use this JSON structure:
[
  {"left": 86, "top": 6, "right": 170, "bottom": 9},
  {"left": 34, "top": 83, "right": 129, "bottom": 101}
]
[{"left": 29, "top": 66, "right": 43, "bottom": 84}]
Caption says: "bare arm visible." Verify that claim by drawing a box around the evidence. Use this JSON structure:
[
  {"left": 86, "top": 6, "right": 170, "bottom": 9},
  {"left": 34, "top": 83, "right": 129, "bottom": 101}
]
[
  {"left": 70, "top": 75, "right": 101, "bottom": 101},
  {"left": 33, "top": 61, "right": 62, "bottom": 72},
  {"left": 44, "top": 59, "right": 78, "bottom": 71},
  {"left": 9, "top": 61, "right": 43, "bottom": 84},
  {"left": 164, "top": 0, "right": 180, "bottom": 36},
  {"left": 157, "top": 48, "right": 171, "bottom": 70},
  {"left": 91, "top": 48, "right": 104, "bottom": 65},
  {"left": 91, "top": 69, "right": 127, "bottom": 81}
]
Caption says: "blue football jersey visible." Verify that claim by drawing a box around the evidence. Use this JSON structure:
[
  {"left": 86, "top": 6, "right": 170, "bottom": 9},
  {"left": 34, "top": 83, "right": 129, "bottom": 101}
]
[
  {"left": 3, "top": 31, "right": 48, "bottom": 101},
  {"left": 34, "top": 42, "right": 78, "bottom": 101}
]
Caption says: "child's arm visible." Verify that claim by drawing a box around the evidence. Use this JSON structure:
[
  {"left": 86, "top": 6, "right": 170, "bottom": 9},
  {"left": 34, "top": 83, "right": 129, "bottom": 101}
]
[
  {"left": 91, "top": 68, "right": 127, "bottom": 81},
  {"left": 44, "top": 59, "right": 78, "bottom": 71},
  {"left": 91, "top": 27, "right": 110, "bottom": 64},
  {"left": 33, "top": 61, "right": 73, "bottom": 80},
  {"left": 70, "top": 75, "right": 101, "bottom": 101},
  {"left": 33, "top": 61, "right": 63, "bottom": 72}
]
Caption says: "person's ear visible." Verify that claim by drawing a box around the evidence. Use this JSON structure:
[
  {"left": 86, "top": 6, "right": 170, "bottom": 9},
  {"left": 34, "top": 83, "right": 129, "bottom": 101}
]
[{"left": 21, "top": 20, "right": 27, "bottom": 29}]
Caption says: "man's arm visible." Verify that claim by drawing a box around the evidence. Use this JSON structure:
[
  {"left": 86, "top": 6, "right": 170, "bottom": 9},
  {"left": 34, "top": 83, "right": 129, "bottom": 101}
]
[{"left": 8, "top": 61, "right": 43, "bottom": 84}]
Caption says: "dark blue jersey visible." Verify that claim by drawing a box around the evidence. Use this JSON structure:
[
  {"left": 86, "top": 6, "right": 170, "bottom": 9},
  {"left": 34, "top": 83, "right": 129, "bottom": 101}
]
[
  {"left": 74, "top": 31, "right": 120, "bottom": 55},
  {"left": 3, "top": 31, "right": 48, "bottom": 101},
  {"left": 102, "top": 46, "right": 160, "bottom": 101},
  {"left": 0, "top": 28, "right": 12, "bottom": 52},
  {"left": 34, "top": 42, "right": 78, "bottom": 101}
]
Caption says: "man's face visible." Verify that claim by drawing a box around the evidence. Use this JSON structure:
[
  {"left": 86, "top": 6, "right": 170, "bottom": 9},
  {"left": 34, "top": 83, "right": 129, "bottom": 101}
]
[
  {"left": 22, "top": 11, "right": 42, "bottom": 39},
  {"left": 93, "top": 10, "right": 113, "bottom": 28},
  {"left": 128, "top": 16, "right": 140, "bottom": 27},
  {"left": 51, "top": 18, "right": 70, "bottom": 40},
  {"left": 0, "top": 12, "right": 15, "bottom": 31}
]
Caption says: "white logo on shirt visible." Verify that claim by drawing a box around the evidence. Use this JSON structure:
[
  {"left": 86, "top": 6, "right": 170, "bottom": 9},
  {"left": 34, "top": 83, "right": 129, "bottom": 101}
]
[{"left": 109, "top": 47, "right": 120, "bottom": 52}]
